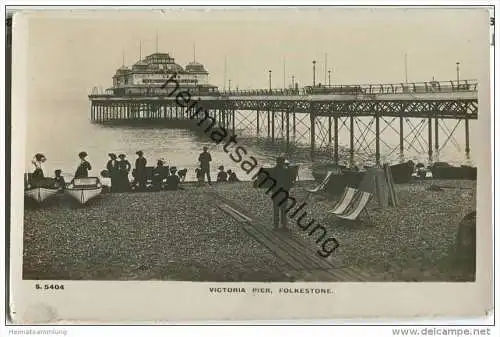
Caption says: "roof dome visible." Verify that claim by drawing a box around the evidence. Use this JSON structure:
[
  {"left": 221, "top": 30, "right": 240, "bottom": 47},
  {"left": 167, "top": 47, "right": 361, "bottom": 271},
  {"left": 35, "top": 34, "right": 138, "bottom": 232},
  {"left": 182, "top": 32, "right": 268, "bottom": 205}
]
[{"left": 185, "top": 61, "right": 208, "bottom": 74}]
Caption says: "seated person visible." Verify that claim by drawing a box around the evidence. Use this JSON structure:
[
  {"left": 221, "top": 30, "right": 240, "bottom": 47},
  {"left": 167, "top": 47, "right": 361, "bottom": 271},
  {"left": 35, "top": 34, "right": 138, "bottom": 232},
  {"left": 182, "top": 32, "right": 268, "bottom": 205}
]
[
  {"left": 54, "top": 169, "right": 66, "bottom": 189},
  {"left": 165, "top": 167, "right": 183, "bottom": 190},
  {"left": 216, "top": 165, "right": 228, "bottom": 182},
  {"left": 152, "top": 160, "right": 167, "bottom": 190},
  {"left": 227, "top": 169, "right": 240, "bottom": 182}
]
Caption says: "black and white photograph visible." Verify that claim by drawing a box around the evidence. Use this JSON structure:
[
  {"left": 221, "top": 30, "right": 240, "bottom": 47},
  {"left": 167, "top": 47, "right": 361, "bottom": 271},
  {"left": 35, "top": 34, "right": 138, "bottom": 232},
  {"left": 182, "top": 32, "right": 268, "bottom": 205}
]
[{"left": 8, "top": 6, "right": 493, "bottom": 322}]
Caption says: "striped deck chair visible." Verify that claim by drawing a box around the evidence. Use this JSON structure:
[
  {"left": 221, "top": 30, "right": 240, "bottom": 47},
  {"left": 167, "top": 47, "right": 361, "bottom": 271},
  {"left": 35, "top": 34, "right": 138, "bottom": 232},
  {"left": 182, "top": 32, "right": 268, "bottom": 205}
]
[
  {"left": 306, "top": 170, "right": 335, "bottom": 199},
  {"left": 336, "top": 191, "right": 372, "bottom": 223},
  {"left": 328, "top": 187, "right": 358, "bottom": 215}
]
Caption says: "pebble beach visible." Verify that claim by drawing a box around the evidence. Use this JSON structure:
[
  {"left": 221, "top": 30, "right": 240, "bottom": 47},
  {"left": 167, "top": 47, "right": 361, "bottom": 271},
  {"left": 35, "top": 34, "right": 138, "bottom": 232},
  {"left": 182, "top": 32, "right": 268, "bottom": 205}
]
[{"left": 23, "top": 179, "right": 476, "bottom": 282}]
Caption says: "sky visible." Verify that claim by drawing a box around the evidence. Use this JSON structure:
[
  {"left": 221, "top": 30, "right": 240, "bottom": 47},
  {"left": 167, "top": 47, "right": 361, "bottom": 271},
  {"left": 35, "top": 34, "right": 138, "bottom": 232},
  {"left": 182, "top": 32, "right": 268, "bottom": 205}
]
[{"left": 22, "top": 8, "right": 490, "bottom": 102}]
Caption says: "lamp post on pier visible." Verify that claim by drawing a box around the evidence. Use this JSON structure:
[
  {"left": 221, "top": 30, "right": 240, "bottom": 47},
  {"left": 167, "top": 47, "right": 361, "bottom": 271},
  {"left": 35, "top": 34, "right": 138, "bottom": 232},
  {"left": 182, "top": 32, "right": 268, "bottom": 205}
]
[
  {"left": 268, "top": 70, "right": 272, "bottom": 91},
  {"left": 228, "top": 79, "right": 231, "bottom": 92},
  {"left": 328, "top": 69, "right": 331, "bottom": 87},
  {"left": 312, "top": 60, "right": 316, "bottom": 87},
  {"left": 456, "top": 62, "right": 460, "bottom": 88},
  {"left": 291, "top": 75, "right": 295, "bottom": 88}
]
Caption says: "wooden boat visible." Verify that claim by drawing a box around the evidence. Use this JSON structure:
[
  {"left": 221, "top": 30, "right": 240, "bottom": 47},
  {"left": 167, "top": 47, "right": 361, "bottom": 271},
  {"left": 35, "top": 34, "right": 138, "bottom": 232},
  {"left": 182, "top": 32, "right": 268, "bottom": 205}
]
[
  {"left": 430, "top": 162, "right": 477, "bottom": 180},
  {"left": 311, "top": 162, "right": 365, "bottom": 196},
  {"left": 24, "top": 175, "right": 60, "bottom": 203},
  {"left": 25, "top": 187, "right": 60, "bottom": 203},
  {"left": 324, "top": 170, "right": 366, "bottom": 196},
  {"left": 66, "top": 177, "right": 102, "bottom": 204},
  {"left": 311, "top": 162, "right": 346, "bottom": 182},
  {"left": 389, "top": 161, "right": 415, "bottom": 184}
]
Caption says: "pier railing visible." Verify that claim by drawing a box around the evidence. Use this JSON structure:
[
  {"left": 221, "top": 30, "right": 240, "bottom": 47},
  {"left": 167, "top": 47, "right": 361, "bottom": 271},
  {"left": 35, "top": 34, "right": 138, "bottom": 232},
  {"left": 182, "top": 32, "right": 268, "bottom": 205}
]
[
  {"left": 89, "top": 79, "right": 478, "bottom": 98},
  {"left": 220, "top": 79, "right": 478, "bottom": 97}
]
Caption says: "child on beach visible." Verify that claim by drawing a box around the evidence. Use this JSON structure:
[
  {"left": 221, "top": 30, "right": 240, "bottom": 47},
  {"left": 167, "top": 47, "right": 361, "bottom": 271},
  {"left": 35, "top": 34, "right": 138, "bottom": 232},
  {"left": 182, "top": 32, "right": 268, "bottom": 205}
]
[
  {"left": 227, "top": 169, "right": 240, "bottom": 182},
  {"left": 195, "top": 167, "right": 204, "bottom": 185},
  {"left": 54, "top": 169, "right": 66, "bottom": 190},
  {"left": 165, "top": 167, "right": 183, "bottom": 190},
  {"left": 216, "top": 165, "right": 228, "bottom": 182}
]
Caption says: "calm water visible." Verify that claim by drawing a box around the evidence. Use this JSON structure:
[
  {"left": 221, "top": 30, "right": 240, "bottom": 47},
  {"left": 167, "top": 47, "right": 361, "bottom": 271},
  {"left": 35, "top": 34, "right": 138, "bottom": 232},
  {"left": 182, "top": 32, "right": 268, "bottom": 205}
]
[{"left": 25, "top": 98, "right": 477, "bottom": 182}]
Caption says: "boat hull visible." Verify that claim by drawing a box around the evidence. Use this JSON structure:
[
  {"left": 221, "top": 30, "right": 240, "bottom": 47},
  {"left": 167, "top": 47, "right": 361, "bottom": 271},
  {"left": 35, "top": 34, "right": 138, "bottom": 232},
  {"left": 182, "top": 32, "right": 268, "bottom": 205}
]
[
  {"left": 24, "top": 187, "right": 59, "bottom": 203},
  {"left": 389, "top": 162, "right": 415, "bottom": 184},
  {"left": 65, "top": 187, "right": 102, "bottom": 204},
  {"left": 430, "top": 165, "right": 477, "bottom": 180}
]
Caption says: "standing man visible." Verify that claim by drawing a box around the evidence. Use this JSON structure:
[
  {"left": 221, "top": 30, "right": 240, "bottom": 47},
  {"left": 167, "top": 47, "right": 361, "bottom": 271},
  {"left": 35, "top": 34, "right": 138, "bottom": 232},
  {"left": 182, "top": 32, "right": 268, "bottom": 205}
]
[
  {"left": 198, "top": 146, "right": 212, "bottom": 184},
  {"left": 272, "top": 156, "right": 293, "bottom": 231},
  {"left": 135, "top": 150, "right": 147, "bottom": 191}
]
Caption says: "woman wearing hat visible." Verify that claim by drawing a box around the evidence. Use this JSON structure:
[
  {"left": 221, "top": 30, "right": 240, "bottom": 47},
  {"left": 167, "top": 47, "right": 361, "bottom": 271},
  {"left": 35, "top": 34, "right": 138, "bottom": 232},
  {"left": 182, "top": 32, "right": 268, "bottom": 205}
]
[
  {"left": 31, "top": 153, "right": 47, "bottom": 181},
  {"left": 135, "top": 150, "right": 147, "bottom": 191},
  {"left": 74, "top": 151, "right": 92, "bottom": 178},
  {"left": 106, "top": 153, "right": 118, "bottom": 192},
  {"left": 116, "top": 154, "right": 131, "bottom": 192}
]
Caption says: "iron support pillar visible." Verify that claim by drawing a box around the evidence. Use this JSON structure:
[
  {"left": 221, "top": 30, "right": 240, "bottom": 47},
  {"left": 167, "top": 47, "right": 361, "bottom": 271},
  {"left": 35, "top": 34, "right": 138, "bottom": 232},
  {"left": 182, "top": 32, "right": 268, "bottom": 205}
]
[
  {"left": 310, "top": 113, "right": 316, "bottom": 160},
  {"left": 428, "top": 118, "right": 433, "bottom": 164},
  {"left": 349, "top": 116, "right": 354, "bottom": 167},
  {"left": 399, "top": 116, "right": 404, "bottom": 162},
  {"left": 434, "top": 118, "right": 439, "bottom": 162},
  {"left": 465, "top": 117, "right": 470, "bottom": 160},
  {"left": 375, "top": 115, "right": 380, "bottom": 166},
  {"left": 334, "top": 116, "right": 339, "bottom": 164}
]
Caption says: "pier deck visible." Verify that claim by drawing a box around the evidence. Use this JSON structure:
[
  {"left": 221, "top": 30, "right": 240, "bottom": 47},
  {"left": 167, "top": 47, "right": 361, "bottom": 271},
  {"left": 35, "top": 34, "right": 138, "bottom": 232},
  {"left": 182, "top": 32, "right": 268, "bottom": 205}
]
[{"left": 89, "top": 79, "right": 479, "bottom": 165}]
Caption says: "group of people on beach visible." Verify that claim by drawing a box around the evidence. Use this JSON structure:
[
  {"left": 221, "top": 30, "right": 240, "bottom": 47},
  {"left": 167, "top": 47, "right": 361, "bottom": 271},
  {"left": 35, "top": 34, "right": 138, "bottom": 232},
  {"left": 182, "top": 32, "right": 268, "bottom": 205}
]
[
  {"left": 28, "top": 146, "right": 241, "bottom": 192},
  {"left": 105, "top": 151, "right": 187, "bottom": 192}
]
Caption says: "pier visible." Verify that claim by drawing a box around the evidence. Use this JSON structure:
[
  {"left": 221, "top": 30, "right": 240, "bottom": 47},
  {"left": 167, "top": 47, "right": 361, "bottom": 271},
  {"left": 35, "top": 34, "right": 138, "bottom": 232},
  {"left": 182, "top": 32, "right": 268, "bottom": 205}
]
[{"left": 89, "top": 79, "right": 478, "bottom": 165}]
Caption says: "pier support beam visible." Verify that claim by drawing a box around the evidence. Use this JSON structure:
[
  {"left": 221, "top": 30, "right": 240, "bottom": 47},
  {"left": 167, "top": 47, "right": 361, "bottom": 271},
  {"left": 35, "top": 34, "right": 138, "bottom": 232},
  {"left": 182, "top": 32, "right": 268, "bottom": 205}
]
[
  {"left": 434, "top": 118, "right": 439, "bottom": 162},
  {"left": 281, "top": 111, "right": 284, "bottom": 137},
  {"left": 349, "top": 116, "right": 354, "bottom": 167},
  {"left": 399, "top": 116, "right": 404, "bottom": 163},
  {"left": 286, "top": 111, "right": 290, "bottom": 153},
  {"left": 271, "top": 111, "right": 275, "bottom": 142},
  {"left": 310, "top": 113, "right": 316, "bottom": 160},
  {"left": 465, "top": 117, "right": 470, "bottom": 160},
  {"left": 328, "top": 116, "right": 332, "bottom": 149},
  {"left": 428, "top": 118, "right": 433, "bottom": 164},
  {"left": 375, "top": 115, "right": 380, "bottom": 166},
  {"left": 232, "top": 109, "right": 235, "bottom": 134},
  {"left": 334, "top": 116, "right": 339, "bottom": 164},
  {"left": 256, "top": 110, "right": 260, "bottom": 136},
  {"left": 267, "top": 110, "right": 270, "bottom": 138}
]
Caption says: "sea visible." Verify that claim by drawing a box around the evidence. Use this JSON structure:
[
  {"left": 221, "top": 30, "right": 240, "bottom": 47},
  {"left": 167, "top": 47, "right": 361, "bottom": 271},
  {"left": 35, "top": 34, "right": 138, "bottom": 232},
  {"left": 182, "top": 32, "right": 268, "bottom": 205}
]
[{"left": 24, "top": 98, "right": 478, "bottom": 183}]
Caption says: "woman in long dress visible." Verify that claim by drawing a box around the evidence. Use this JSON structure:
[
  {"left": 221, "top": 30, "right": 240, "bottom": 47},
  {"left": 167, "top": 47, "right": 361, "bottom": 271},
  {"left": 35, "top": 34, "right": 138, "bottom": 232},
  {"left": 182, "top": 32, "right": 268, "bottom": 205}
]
[
  {"left": 106, "top": 153, "right": 118, "bottom": 192},
  {"left": 74, "top": 151, "right": 92, "bottom": 178},
  {"left": 116, "top": 154, "right": 131, "bottom": 192}
]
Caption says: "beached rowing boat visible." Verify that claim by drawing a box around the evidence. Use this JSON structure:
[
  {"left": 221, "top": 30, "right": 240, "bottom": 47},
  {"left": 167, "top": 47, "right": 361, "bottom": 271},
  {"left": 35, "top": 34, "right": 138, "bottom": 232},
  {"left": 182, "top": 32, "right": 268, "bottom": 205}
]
[
  {"left": 24, "top": 175, "right": 61, "bottom": 203},
  {"left": 65, "top": 177, "right": 102, "bottom": 204},
  {"left": 24, "top": 187, "right": 60, "bottom": 203}
]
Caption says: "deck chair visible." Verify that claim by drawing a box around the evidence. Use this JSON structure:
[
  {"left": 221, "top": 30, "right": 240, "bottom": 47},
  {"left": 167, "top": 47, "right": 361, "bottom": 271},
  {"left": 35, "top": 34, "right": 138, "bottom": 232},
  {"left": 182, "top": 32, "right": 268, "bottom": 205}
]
[
  {"left": 328, "top": 187, "right": 358, "bottom": 215},
  {"left": 336, "top": 191, "right": 372, "bottom": 222},
  {"left": 306, "top": 170, "right": 335, "bottom": 198}
]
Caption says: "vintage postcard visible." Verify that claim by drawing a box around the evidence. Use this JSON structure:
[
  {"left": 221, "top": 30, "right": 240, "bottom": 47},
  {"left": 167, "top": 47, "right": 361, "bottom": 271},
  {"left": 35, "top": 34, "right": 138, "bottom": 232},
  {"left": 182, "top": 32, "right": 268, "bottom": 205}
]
[{"left": 8, "top": 7, "right": 493, "bottom": 323}]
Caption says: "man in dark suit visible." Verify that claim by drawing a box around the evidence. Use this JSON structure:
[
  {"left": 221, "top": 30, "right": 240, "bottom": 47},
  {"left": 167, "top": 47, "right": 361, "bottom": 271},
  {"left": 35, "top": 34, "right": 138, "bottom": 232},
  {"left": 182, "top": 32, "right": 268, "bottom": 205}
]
[
  {"left": 271, "top": 156, "right": 294, "bottom": 231},
  {"left": 198, "top": 146, "right": 212, "bottom": 184}
]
